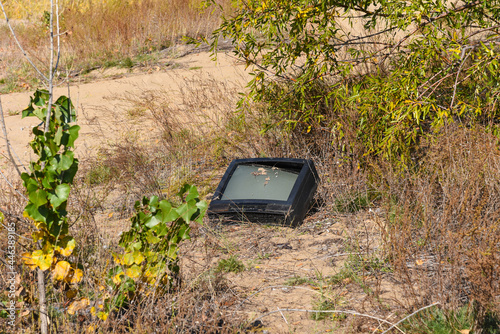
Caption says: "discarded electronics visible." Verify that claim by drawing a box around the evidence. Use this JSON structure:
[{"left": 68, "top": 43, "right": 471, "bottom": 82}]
[{"left": 208, "top": 158, "right": 319, "bottom": 227}]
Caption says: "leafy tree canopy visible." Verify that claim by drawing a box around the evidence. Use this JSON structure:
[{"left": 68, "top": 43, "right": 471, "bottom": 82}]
[{"left": 207, "top": 0, "right": 500, "bottom": 165}]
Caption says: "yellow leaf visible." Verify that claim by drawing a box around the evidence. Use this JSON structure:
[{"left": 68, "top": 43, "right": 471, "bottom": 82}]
[
  {"left": 97, "top": 311, "right": 108, "bottom": 321},
  {"left": 125, "top": 264, "right": 141, "bottom": 279},
  {"left": 22, "top": 252, "right": 38, "bottom": 270},
  {"left": 133, "top": 251, "right": 145, "bottom": 265},
  {"left": 69, "top": 269, "right": 83, "bottom": 284},
  {"left": 123, "top": 252, "right": 135, "bottom": 266},
  {"left": 53, "top": 261, "right": 71, "bottom": 281},
  {"left": 415, "top": 259, "right": 424, "bottom": 266},
  {"left": 67, "top": 298, "right": 89, "bottom": 315},
  {"left": 112, "top": 254, "right": 122, "bottom": 265},
  {"left": 30, "top": 250, "right": 54, "bottom": 271},
  {"left": 108, "top": 212, "right": 113, "bottom": 218},
  {"left": 0, "top": 211, "right": 4, "bottom": 225},
  {"left": 112, "top": 272, "right": 124, "bottom": 285},
  {"left": 55, "top": 236, "right": 76, "bottom": 257},
  {"left": 90, "top": 307, "right": 96, "bottom": 316}
]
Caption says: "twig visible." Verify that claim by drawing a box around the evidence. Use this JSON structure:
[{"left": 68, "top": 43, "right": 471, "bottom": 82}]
[
  {"left": 381, "top": 302, "right": 440, "bottom": 333},
  {"left": 0, "top": 170, "right": 27, "bottom": 201},
  {"left": 0, "top": 96, "right": 22, "bottom": 177},
  {"left": 252, "top": 308, "right": 404, "bottom": 333},
  {"left": 277, "top": 307, "right": 288, "bottom": 324},
  {"left": 0, "top": 1, "right": 48, "bottom": 82},
  {"left": 449, "top": 47, "right": 474, "bottom": 111}
]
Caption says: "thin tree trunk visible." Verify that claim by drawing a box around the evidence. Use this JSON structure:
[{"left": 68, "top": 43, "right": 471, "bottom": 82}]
[{"left": 37, "top": 268, "right": 48, "bottom": 334}]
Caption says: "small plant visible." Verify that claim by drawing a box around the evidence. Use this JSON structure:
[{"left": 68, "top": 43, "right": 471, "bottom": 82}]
[
  {"left": 216, "top": 255, "right": 245, "bottom": 273},
  {"left": 86, "top": 164, "right": 113, "bottom": 185},
  {"left": 400, "top": 305, "right": 491, "bottom": 334},
  {"left": 311, "top": 298, "right": 346, "bottom": 321},
  {"left": 21, "top": 89, "right": 82, "bottom": 283},
  {"left": 285, "top": 276, "right": 315, "bottom": 287},
  {"left": 96, "top": 184, "right": 207, "bottom": 321},
  {"left": 333, "top": 190, "right": 380, "bottom": 213}
]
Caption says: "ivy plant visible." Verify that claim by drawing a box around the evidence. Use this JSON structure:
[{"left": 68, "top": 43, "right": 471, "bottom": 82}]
[
  {"left": 93, "top": 184, "right": 207, "bottom": 321},
  {"left": 21, "top": 89, "right": 82, "bottom": 284}
]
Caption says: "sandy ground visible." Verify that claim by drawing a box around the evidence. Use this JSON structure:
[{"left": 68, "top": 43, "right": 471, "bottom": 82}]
[
  {"left": 0, "top": 47, "right": 405, "bottom": 333},
  {"left": 0, "top": 46, "right": 249, "bottom": 170}
]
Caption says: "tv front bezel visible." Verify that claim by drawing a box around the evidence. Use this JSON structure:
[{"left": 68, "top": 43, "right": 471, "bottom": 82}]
[{"left": 208, "top": 158, "right": 319, "bottom": 226}]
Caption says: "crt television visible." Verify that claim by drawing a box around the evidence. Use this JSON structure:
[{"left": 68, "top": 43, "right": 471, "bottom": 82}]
[{"left": 208, "top": 158, "right": 319, "bottom": 227}]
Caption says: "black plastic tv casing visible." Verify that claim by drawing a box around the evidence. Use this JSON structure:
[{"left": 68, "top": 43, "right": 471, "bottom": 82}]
[{"left": 208, "top": 158, "right": 319, "bottom": 227}]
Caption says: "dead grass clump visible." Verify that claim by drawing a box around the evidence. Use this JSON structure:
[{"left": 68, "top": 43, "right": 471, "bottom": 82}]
[{"left": 374, "top": 125, "right": 500, "bottom": 330}]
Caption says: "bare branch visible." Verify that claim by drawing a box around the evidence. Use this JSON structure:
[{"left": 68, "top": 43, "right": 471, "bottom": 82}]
[
  {"left": 0, "top": 96, "right": 22, "bottom": 177},
  {"left": 0, "top": 1, "right": 48, "bottom": 82},
  {"left": 381, "top": 302, "right": 440, "bottom": 333}
]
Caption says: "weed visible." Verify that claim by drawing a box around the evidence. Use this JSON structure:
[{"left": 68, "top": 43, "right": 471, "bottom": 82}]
[
  {"left": 85, "top": 164, "right": 114, "bottom": 185},
  {"left": 333, "top": 189, "right": 380, "bottom": 213},
  {"left": 401, "top": 305, "right": 500, "bottom": 334},
  {"left": 311, "top": 298, "right": 347, "bottom": 321},
  {"left": 285, "top": 276, "right": 315, "bottom": 287},
  {"left": 216, "top": 255, "right": 245, "bottom": 274}
]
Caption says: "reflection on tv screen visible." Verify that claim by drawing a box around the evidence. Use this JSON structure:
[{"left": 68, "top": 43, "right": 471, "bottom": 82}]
[{"left": 221, "top": 164, "right": 299, "bottom": 201}]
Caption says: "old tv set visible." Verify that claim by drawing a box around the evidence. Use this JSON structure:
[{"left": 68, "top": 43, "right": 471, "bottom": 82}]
[{"left": 208, "top": 158, "right": 319, "bottom": 227}]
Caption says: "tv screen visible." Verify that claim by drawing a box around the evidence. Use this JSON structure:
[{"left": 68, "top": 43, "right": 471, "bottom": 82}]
[{"left": 208, "top": 158, "right": 319, "bottom": 227}]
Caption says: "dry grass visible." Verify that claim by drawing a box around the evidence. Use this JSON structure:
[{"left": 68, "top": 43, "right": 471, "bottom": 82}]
[{"left": 0, "top": 0, "right": 233, "bottom": 92}]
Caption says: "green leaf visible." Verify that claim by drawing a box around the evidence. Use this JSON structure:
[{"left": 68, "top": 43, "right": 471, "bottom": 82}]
[
  {"left": 66, "top": 125, "right": 80, "bottom": 148},
  {"left": 144, "top": 214, "right": 160, "bottom": 228},
  {"left": 158, "top": 200, "right": 179, "bottom": 222},
  {"left": 28, "top": 189, "right": 48, "bottom": 207},
  {"left": 47, "top": 184, "right": 71, "bottom": 208},
  {"left": 152, "top": 222, "right": 169, "bottom": 237},
  {"left": 167, "top": 245, "right": 178, "bottom": 260},
  {"left": 195, "top": 200, "right": 208, "bottom": 223},
  {"left": 176, "top": 200, "right": 199, "bottom": 223},
  {"left": 145, "top": 231, "right": 161, "bottom": 244},
  {"left": 178, "top": 224, "right": 190, "bottom": 240}
]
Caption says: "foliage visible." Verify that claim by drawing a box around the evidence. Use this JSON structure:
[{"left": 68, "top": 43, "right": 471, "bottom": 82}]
[
  {"left": 401, "top": 305, "right": 499, "bottom": 334},
  {"left": 20, "top": 89, "right": 82, "bottom": 284},
  {"left": 208, "top": 0, "right": 500, "bottom": 166},
  {"left": 95, "top": 184, "right": 207, "bottom": 321},
  {"left": 215, "top": 255, "right": 245, "bottom": 273}
]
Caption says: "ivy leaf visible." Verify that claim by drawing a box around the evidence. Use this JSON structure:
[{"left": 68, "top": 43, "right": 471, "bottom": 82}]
[
  {"left": 24, "top": 203, "right": 47, "bottom": 223},
  {"left": 195, "top": 200, "right": 208, "bottom": 223},
  {"left": 176, "top": 199, "right": 199, "bottom": 223},
  {"left": 28, "top": 188, "right": 48, "bottom": 208},
  {"left": 55, "top": 236, "right": 76, "bottom": 257},
  {"left": 67, "top": 298, "right": 89, "bottom": 315},
  {"left": 68, "top": 268, "right": 83, "bottom": 284},
  {"left": 152, "top": 222, "right": 169, "bottom": 237},
  {"left": 48, "top": 184, "right": 71, "bottom": 209},
  {"left": 146, "top": 231, "right": 161, "bottom": 244},
  {"left": 122, "top": 252, "right": 135, "bottom": 266},
  {"left": 184, "top": 184, "right": 200, "bottom": 202},
  {"left": 53, "top": 260, "right": 71, "bottom": 281},
  {"left": 29, "top": 250, "right": 54, "bottom": 271},
  {"left": 178, "top": 224, "right": 190, "bottom": 240},
  {"left": 66, "top": 125, "right": 80, "bottom": 148},
  {"left": 125, "top": 265, "right": 141, "bottom": 279},
  {"left": 158, "top": 200, "right": 179, "bottom": 222},
  {"left": 144, "top": 214, "right": 160, "bottom": 228},
  {"left": 167, "top": 245, "right": 178, "bottom": 260}
]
